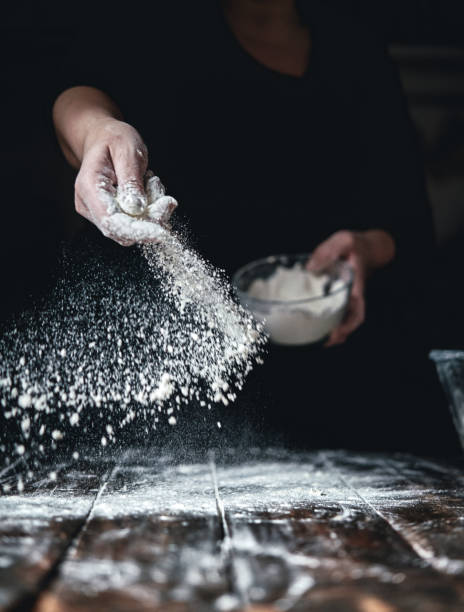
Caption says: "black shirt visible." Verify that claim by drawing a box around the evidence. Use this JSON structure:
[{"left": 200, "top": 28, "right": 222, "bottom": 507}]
[{"left": 69, "top": 0, "right": 434, "bottom": 275}]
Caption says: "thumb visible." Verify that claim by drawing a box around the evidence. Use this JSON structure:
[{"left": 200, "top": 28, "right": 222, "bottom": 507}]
[
  {"left": 307, "top": 231, "right": 353, "bottom": 272},
  {"left": 307, "top": 240, "right": 338, "bottom": 272},
  {"left": 113, "top": 147, "right": 148, "bottom": 216}
]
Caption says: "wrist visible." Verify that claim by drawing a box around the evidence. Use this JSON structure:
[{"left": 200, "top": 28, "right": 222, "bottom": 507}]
[{"left": 54, "top": 87, "right": 123, "bottom": 165}]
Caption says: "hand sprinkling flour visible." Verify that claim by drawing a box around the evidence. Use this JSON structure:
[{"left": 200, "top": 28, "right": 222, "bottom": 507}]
[
  {"left": 1, "top": 102, "right": 266, "bottom": 482},
  {"left": 70, "top": 116, "right": 177, "bottom": 247},
  {"left": 0, "top": 177, "right": 266, "bottom": 475},
  {"left": 99, "top": 172, "right": 177, "bottom": 245}
]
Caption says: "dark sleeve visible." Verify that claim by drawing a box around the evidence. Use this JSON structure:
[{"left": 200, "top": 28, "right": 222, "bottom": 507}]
[{"left": 353, "top": 31, "right": 436, "bottom": 267}]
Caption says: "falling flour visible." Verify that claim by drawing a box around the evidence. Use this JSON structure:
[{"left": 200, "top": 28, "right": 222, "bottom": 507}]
[{"left": 0, "top": 181, "right": 266, "bottom": 474}]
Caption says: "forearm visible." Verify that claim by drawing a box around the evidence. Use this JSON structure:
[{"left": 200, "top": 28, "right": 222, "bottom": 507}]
[{"left": 52, "top": 86, "right": 123, "bottom": 169}]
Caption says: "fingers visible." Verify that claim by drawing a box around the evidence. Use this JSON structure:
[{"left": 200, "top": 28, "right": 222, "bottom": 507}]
[
  {"left": 323, "top": 247, "right": 366, "bottom": 347},
  {"left": 101, "top": 213, "right": 168, "bottom": 245},
  {"left": 306, "top": 230, "right": 369, "bottom": 347},
  {"left": 325, "top": 284, "right": 365, "bottom": 347},
  {"left": 112, "top": 142, "right": 148, "bottom": 216},
  {"left": 145, "top": 174, "right": 178, "bottom": 226},
  {"left": 145, "top": 173, "right": 165, "bottom": 202},
  {"left": 308, "top": 231, "right": 355, "bottom": 272},
  {"left": 74, "top": 123, "right": 176, "bottom": 246},
  {"left": 75, "top": 148, "right": 119, "bottom": 218},
  {"left": 147, "top": 195, "right": 178, "bottom": 226}
]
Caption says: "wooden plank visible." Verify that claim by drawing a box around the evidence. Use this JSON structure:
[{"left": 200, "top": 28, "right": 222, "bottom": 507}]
[
  {"left": 35, "top": 457, "right": 229, "bottom": 612},
  {"left": 326, "top": 452, "right": 464, "bottom": 576},
  {"left": 213, "top": 452, "right": 464, "bottom": 611},
  {"left": 0, "top": 458, "right": 111, "bottom": 611},
  {"left": 2, "top": 449, "right": 462, "bottom": 611}
]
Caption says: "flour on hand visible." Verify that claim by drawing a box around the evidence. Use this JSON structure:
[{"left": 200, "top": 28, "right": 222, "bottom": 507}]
[{"left": 98, "top": 172, "right": 177, "bottom": 245}]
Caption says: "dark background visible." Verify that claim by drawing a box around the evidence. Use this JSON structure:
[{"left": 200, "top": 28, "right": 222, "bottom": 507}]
[
  {"left": 0, "top": 1, "right": 463, "bottom": 454},
  {"left": 1, "top": 1, "right": 463, "bottom": 327}
]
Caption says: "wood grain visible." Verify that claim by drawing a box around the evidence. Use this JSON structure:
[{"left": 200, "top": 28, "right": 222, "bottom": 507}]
[
  {"left": 0, "top": 459, "right": 112, "bottom": 611},
  {"left": 0, "top": 450, "right": 463, "bottom": 611}
]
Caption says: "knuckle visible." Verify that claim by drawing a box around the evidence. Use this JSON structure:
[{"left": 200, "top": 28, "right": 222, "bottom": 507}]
[
  {"left": 318, "top": 243, "right": 331, "bottom": 255},
  {"left": 133, "top": 148, "right": 149, "bottom": 172},
  {"left": 330, "top": 230, "right": 354, "bottom": 251},
  {"left": 342, "top": 231, "right": 355, "bottom": 249},
  {"left": 136, "top": 142, "right": 148, "bottom": 160},
  {"left": 108, "top": 130, "right": 126, "bottom": 146},
  {"left": 312, "top": 244, "right": 331, "bottom": 262}
]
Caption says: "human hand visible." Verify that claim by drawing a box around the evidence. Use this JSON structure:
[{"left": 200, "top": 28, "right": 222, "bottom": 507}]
[
  {"left": 75, "top": 118, "right": 177, "bottom": 246},
  {"left": 307, "top": 231, "right": 372, "bottom": 347}
]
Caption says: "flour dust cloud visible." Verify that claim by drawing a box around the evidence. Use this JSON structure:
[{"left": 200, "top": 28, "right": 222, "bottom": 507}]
[{"left": 0, "top": 230, "right": 266, "bottom": 483}]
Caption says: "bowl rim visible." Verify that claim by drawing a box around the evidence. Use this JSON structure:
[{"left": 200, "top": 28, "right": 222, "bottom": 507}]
[{"left": 232, "top": 252, "right": 354, "bottom": 308}]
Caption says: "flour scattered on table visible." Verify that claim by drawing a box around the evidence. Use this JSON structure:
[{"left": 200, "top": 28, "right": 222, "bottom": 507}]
[{"left": 0, "top": 210, "right": 265, "bottom": 471}]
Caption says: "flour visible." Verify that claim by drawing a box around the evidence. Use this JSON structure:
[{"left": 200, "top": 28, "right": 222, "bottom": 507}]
[
  {"left": 101, "top": 213, "right": 167, "bottom": 244},
  {"left": 99, "top": 172, "right": 176, "bottom": 244},
  {"left": 116, "top": 180, "right": 148, "bottom": 216},
  {"left": 142, "top": 233, "right": 264, "bottom": 398},
  {"left": 0, "top": 178, "right": 266, "bottom": 473},
  {"left": 246, "top": 262, "right": 349, "bottom": 345}
]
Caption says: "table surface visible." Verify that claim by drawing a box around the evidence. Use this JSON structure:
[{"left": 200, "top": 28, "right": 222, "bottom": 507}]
[{"left": 1, "top": 448, "right": 464, "bottom": 612}]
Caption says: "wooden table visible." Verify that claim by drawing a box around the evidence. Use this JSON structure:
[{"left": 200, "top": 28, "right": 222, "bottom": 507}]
[{"left": 1, "top": 449, "right": 464, "bottom": 611}]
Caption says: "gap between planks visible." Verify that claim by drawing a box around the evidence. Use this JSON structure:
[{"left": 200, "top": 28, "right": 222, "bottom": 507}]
[
  {"left": 207, "top": 453, "right": 314, "bottom": 611},
  {"left": 208, "top": 452, "right": 250, "bottom": 609},
  {"left": 34, "top": 454, "right": 251, "bottom": 611},
  {"left": 12, "top": 463, "right": 117, "bottom": 612}
]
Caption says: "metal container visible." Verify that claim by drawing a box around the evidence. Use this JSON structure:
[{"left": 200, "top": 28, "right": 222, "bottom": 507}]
[{"left": 430, "top": 350, "right": 464, "bottom": 450}]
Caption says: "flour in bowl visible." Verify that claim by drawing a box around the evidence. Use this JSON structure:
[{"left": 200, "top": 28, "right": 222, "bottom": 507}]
[{"left": 246, "top": 262, "right": 349, "bottom": 345}]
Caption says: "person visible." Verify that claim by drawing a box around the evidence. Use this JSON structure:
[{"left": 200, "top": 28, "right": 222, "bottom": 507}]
[{"left": 52, "top": 0, "right": 461, "bottom": 454}]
